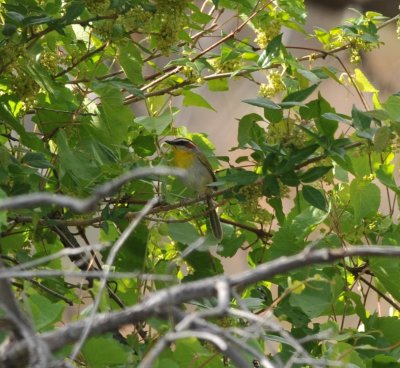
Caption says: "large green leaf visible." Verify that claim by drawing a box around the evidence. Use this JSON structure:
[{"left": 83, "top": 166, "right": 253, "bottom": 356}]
[
  {"left": 325, "top": 342, "right": 366, "bottom": 368},
  {"left": 366, "top": 316, "right": 400, "bottom": 345},
  {"left": 55, "top": 130, "right": 96, "bottom": 183},
  {"left": 118, "top": 42, "right": 144, "bottom": 85},
  {"left": 82, "top": 336, "right": 132, "bottom": 366},
  {"left": 299, "top": 95, "right": 338, "bottom": 136},
  {"left": 96, "top": 85, "right": 134, "bottom": 145},
  {"left": 28, "top": 293, "right": 65, "bottom": 331},
  {"left": 237, "top": 113, "right": 265, "bottom": 147},
  {"left": 270, "top": 206, "right": 327, "bottom": 259},
  {"left": 282, "top": 83, "right": 319, "bottom": 103},
  {"left": 369, "top": 257, "right": 400, "bottom": 303},
  {"left": 289, "top": 279, "right": 332, "bottom": 318},
  {"left": 182, "top": 89, "right": 216, "bottom": 111},
  {"left": 113, "top": 223, "right": 149, "bottom": 271},
  {"left": 0, "top": 101, "right": 44, "bottom": 151},
  {"left": 135, "top": 110, "right": 176, "bottom": 135},
  {"left": 168, "top": 222, "right": 200, "bottom": 245},
  {"left": 257, "top": 33, "right": 284, "bottom": 68},
  {"left": 300, "top": 166, "right": 332, "bottom": 183},
  {"left": 349, "top": 179, "right": 380, "bottom": 224},
  {"left": 382, "top": 95, "right": 400, "bottom": 122},
  {"left": 302, "top": 185, "right": 327, "bottom": 211}
]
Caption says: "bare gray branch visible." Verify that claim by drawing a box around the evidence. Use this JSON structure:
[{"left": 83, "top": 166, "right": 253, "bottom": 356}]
[
  {"left": 2, "top": 245, "right": 400, "bottom": 367},
  {"left": 0, "top": 166, "right": 184, "bottom": 212}
]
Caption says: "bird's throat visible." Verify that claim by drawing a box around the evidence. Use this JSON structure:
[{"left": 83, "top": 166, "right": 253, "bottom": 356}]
[{"left": 172, "top": 149, "right": 195, "bottom": 169}]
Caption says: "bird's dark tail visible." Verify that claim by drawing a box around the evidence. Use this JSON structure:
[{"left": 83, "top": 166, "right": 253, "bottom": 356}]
[{"left": 206, "top": 196, "right": 223, "bottom": 241}]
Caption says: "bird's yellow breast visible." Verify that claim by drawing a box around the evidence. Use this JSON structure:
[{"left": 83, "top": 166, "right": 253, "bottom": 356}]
[{"left": 171, "top": 149, "right": 196, "bottom": 169}]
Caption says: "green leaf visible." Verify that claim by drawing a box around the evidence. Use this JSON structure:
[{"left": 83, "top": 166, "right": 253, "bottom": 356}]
[
  {"left": 28, "top": 293, "right": 65, "bottom": 331},
  {"left": 264, "top": 107, "right": 283, "bottom": 123},
  {"left": 154, "top": 359, "right": 180, "bottom": 368},
  {"left": 135, "top": 110, "right": 176, "bottom": 135},
  {"left": 4, "top": 11, "right": 24, "bottom": 25},
  {"left": 302, "top": 185, "right": 327, "bottom": 211},
  {"left": 300, "top": 95, "right": 338, "bottom": 137},
  {"left": 218, "top": 231, "right": 245, "bottom": 257},
  {"left": 297, "top": 68, "right": 320, "bottom": 85},
  {"left": 270, "top": 206, "right": 327, "bottom": 259},
  {"left": 373, "top": 126, "right": 391, "bottom": 152},
  {"left": 322, "top": 112, "right": 351, "bottom": 123},
  {"left": 174, "top": 338, "right": 220, "bottom": 367},
  {"left": 207, "top": 78, "right": 229, "bottom": 91},
  {"left": 2, "top": 23, "right": 17, "bottom": 36},
  {"left": 23, "top": 152, "right": 53, "bottom": 168},
  {"left": 348, "top": 151, "right": 372, "bottom": 178},
  {"left": 280, "top": 170, "right": 300, "bottom": 187},
  {"left": 56, "top": 130, "right": 96, "bottom": 182},
  {"left": 283, "top": 84, "right": 319, "bottom": 103},
  {"left": 354, "top": 68, "right": 378, "bottom": 93},
  {"left": 268, "top": 197, "right": 285, "bottom": 224},
  {"left": 369, "top": 258, "right": 400, "bottom": 303},
  {"left": 82, "top": 336, "right": 131, "bottom": 366},
  {"left": 344, "top": 291, "right": 367, "bottom": 324},
  {"left": 0, "top": 101, "right": 27, "bottom": 136},
  {"left": 182, "top": 89, "right": 215, "bottom": 111},
  {"left": 289, "top": 144, "right": 319, "bottom": 164},
  {"left": 325, "top": 342, "right": 366, "bottom": 368},
  {"left": 63, "top": 1, "right": 85, "bottom": 22},
  {"left": 349, "top": 179, "right": 380, "bottom": 224},
  {"left": 22, "top": 15, "right": 55, "bottom": 27},
  {"left": 262, "top": 174, "right": 280, "bottom": 196},
  {"left": 352, "top": 105, "right": 372, "bottom": 131},
  {"left": 258, "top": 33, "right": 284, "bottom": 68},
  {"left": 168, "top": 222, "right": 200, "bottom": 245},
  {"left": 376, "top": 154, "right": 399, "bottom": 193},
  {"left": 367, "top": 316, "right": 400, "bottom": 345},
  {"left": 242, "top": 97, "right": 281, "bottom": 110},
  {"left": 184, "top": 250, "right": 223, "bottom": 280},
  {"left": 191, "top": 10, "right": 213, "bottom": 25},
  {"left": 23, "top": 61, "right": 56, "bottom": 95},
  {"left": 224, "top": 170, "right": 260, "bottom": 185},
  {"left": 382, "top": 95, "right": 400, "bottom": 122},
  {"left": 274, "top": 294, "right": 310, "bottom": 327},
  {"left": 300, "top": 166, "right": 332, "bottom": 183},
  {"left": 96, "top": 85, "right": 134, "bottom": 144},
  {"left": 118, "top": 42, "right": 144, "bottom": 85},
  {"left": 237, "top": 113, "right": 265, "bottom": 147},
  {"left": 131, "top": 135, "right": 156, "bottom": 157},
  {"left": 114, "top": 224, "right": 148, "bottom": 271},
  {"left": 290, "top": 279, "right": 332, "bottom": 318}
]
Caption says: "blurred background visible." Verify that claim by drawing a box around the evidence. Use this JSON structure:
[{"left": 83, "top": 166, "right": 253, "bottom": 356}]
[{"left": 177, "top": 0, "right": 400, "bottom": 154}]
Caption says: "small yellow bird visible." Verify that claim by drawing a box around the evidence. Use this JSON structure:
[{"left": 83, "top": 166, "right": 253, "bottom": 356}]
[{"left": 165, "top": 138, "right": 223, "bottom": 241}]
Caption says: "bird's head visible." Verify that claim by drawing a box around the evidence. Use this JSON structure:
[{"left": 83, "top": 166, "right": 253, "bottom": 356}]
[{"left": 165, "top": 138, "right": 200, "bottom": 153}]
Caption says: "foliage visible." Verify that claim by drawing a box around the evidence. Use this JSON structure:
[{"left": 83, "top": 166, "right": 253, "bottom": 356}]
[{"left": 0, "top": 0, "right": 400, "bottom": 367}]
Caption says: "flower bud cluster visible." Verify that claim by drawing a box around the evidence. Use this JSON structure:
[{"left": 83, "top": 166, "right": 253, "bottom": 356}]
[
  {"left": 259, "top": 71, "right": 285, "bottom": 98},
  {"left": 239, "top": 184, "right": 272, "bottom": 224}
]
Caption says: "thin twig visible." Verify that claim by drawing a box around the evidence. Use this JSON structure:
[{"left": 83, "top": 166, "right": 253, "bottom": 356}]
[{"left": 0, "top": 269, "right": 175, "bottom": 281}]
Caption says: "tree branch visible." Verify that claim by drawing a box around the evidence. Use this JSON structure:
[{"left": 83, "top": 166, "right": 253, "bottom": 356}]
[
  {"left": 2, "top": 245, "right": 400, "bottom": 366},
  {"left": 0, "top": 166, "right": 184, "bottom": 212}
]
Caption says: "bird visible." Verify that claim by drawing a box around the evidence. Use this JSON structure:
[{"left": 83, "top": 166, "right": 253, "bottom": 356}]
[{"left": 165, "top": 137, "right": 223, "bottom": 241}]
